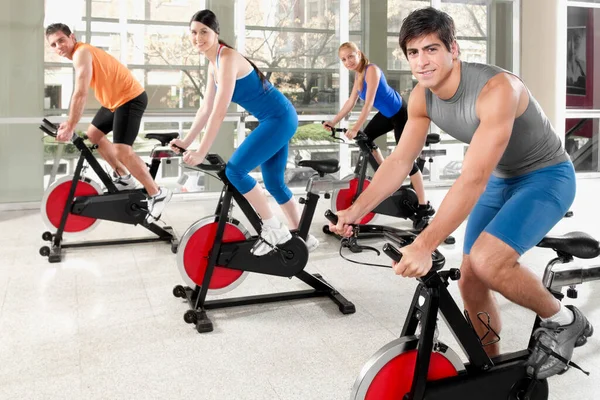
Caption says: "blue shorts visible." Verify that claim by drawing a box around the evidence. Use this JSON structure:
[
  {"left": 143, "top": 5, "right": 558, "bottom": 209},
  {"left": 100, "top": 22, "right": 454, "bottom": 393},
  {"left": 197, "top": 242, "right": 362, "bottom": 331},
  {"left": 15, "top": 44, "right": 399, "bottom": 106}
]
[{"left": 464, "top": 161, "right": 576, "bottom": 255}]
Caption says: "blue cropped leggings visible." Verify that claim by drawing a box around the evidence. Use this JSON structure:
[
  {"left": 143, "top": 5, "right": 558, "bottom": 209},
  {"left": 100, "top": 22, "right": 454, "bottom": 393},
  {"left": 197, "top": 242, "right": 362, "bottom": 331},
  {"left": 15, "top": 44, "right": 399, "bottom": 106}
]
[{"left": 225, "top": 108, "right": 298, "bottom": 204}]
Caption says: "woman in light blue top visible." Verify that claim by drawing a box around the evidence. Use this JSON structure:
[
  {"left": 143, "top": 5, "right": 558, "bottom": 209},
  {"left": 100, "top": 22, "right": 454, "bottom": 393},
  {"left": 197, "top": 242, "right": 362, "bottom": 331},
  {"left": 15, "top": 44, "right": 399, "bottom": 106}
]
[{"left": 323, "top": 41, "right": 433, "bottom": 215}]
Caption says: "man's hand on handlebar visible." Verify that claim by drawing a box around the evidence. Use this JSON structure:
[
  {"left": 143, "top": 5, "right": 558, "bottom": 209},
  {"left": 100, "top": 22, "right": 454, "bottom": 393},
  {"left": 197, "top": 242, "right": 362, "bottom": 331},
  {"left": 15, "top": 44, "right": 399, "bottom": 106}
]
[
  {"left": 56, "top": 121, "right": 74, "bottom": 142},
  {"left": 328, "top": 208, "right": 363, "bottom": 238},
  {"left": 391, "top": 242, "right": 433, "bottom": 278}
]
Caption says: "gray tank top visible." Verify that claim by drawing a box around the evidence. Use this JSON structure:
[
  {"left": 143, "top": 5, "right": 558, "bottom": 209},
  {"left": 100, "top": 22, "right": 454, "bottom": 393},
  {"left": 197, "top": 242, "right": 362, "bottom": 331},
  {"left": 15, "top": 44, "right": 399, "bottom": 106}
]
[{"left": 425, "top": 62, "right": 569, "bottom": 178}]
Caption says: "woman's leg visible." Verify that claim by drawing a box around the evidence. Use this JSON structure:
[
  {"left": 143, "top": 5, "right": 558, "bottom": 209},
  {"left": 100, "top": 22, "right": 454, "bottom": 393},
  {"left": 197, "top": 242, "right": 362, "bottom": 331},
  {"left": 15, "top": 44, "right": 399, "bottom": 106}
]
[
  {"left": 392, "top": 103, "right": 430, "bottom": 207},
  {"left": 225, "top": 115, "right": 298, "bottom": 254},
  {"left": 363, "top": 112, "right": 394, "bottom": 166},
  {"left": 260, "top": 144, "right": 300, "bottom": 229}
]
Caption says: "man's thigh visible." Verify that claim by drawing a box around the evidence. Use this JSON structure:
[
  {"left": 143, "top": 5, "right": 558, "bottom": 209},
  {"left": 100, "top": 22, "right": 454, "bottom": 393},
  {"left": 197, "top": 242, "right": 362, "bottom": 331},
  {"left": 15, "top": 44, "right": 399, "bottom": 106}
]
[
  {"left": 464, "top": 175, "right": 506, "bottom": 255},
  {"left": 484, "top": 162, "right": 576, "bottom": 255}
]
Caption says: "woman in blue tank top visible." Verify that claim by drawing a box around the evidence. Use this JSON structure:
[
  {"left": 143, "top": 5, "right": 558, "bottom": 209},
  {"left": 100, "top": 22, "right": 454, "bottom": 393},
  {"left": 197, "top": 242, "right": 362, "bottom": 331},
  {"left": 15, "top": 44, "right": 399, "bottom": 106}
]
[
  {"left": 323, "top": 41, "right": 433, "bottom": 215},
  {"left": 170, "top": 10, "right": 318, "bottom": 256}
]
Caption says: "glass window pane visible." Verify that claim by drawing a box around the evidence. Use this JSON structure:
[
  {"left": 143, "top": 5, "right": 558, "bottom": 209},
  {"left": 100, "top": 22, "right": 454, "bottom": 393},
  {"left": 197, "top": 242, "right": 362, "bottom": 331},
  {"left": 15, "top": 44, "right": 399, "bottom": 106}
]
[
  {"left": 565, "top": 118, "right": 600, "bottom": 172},
  {"left": 349, "top": 0, "right": 362, "bottom": 31},
  {"left": 269, "top": 71, "right": 338, "bottom": 115},
  {"left": 127, "top": 0, "right": 206, "bottom": 22},
  {"left": 138, "top": 68, "right": 205, "bottom": 111},
  {"left": 566, "top": 6, "right": 600, "bottom": 110},
  {"left": 91, "top": 0, "right": 120, "bottom": 18},
  {"left": 387, "top": 0, "right": 431, "bottom": 33},
  {"left": 44, "top": 67, "right": 73, "bottom": 111},
  {"left": 127, "top": 24, "right": 198, "bottom": 66},
  {"left": 441, "top": 1, "right": 489, "bottom": 63},
  {"left": 245, "top": 29, "right": 339, "bottom": 69},
  {"left": 441, "top": 1, "right": 488, "bottom": 37},
  {"left": 89, "top": 22, "right": 121, "bottom": 60}
]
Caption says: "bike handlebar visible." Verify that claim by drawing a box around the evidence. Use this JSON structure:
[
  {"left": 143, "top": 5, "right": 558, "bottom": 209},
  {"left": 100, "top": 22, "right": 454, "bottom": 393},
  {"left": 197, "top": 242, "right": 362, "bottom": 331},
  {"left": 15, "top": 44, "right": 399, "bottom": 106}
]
[
  {"left": 325, "top": 209, "right": 446, "bottom": 270},
  {"left": 383, "top": 242, "right": 446, "bottom": 270},
  {"left": 39, "top": 119, "right": 85, "bottom": 142},
  {"left": 192, "top": 153, "right": 226, "bottom": 172}
]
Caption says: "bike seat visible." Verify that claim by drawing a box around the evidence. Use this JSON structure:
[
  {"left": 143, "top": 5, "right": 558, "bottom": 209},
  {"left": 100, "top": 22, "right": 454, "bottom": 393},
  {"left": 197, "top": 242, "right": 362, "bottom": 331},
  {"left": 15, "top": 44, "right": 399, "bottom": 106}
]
[
  {"left": 537, "top": 231, "right": 600, "bottom": 259},
  {"left": 144, "top": 132, "right": 179, "bottom": 146},
  {"left": 298, "top": 159, "right": 340, "bottom": 175},
  {"left": 425, "top": 133, "right": 440, "bottom": 145}
]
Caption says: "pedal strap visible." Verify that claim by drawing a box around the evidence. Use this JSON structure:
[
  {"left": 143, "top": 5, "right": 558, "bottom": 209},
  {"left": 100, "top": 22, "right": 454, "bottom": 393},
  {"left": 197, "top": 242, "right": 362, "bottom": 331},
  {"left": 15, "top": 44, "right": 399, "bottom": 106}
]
[{"left": 536, "top": 342, "right": 590, "bottom": 376}]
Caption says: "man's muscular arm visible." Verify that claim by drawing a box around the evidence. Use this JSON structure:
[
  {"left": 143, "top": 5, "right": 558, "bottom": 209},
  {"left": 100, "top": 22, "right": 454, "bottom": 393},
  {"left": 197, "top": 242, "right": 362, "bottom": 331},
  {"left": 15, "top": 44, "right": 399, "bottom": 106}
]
[
  {"left": 57, "top": 48, "right": 93, "bottom": 140},
  {"left": 412, "top": 74, "right": 520, "bottom": 252}
]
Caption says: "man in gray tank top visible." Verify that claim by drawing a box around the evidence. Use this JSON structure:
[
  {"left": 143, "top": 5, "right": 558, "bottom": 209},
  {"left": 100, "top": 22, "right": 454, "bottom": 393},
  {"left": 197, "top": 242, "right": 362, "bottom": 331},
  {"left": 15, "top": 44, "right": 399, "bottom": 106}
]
[{"left": 329, "top": 7, "right": 590, "bottom": 380}]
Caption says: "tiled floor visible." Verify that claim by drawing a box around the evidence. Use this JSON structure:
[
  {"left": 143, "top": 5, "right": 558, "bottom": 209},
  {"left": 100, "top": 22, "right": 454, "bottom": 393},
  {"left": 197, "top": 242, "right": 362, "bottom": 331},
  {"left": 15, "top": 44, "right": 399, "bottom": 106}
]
[{"left": 1, "top": 178, "right": 599, "bottom": 399}]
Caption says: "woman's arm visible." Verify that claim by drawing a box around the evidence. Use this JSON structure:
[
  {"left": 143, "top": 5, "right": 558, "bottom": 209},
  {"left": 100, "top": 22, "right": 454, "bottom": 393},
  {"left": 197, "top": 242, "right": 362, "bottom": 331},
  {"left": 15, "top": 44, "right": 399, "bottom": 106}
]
[
  {"left": 352, "top": 65, "right": 380, "bottom": 130},
  {"left": 193, "top": 48, "right": 238, "bottom": 157},
  {"left": 180, "top": 66, "right": 217, "bottom": 147},
  {"left": 330, "top": 78, "right": 360, "bottom": 125}
]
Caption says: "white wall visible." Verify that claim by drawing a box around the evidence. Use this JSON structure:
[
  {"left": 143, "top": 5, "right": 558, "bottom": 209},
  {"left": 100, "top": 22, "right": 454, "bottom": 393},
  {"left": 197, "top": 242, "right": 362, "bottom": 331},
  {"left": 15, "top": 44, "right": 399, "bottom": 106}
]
[
  {"left": 521, "top": 0, "right": 567, "bottom": 139},
  {"left": 0, "top": 0, "right": 45, "bottom": 203}
]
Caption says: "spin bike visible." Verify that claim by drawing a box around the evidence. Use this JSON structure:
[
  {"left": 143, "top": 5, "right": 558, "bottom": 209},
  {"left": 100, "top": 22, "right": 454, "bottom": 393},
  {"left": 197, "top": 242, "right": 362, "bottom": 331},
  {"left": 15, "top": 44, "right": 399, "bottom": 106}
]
[
  {"left": 172, "top": 153, "right": 356, "bottom": 333},
  {"left": 345, "top": 222, "right": 599, "bottom": 399},
  {"left": 323, "top": 125, "right": 455, "bottom": 248},
  {"left": 39, "top": 118, "right": 179, "bottom": 263}
]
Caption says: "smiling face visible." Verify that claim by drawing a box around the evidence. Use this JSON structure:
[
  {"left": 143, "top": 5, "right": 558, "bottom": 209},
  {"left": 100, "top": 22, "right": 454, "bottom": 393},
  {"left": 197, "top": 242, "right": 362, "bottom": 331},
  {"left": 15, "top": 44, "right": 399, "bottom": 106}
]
[
  {"left": 339, "top": 47, "right": 361, "bottom": 72},
  {"left": 189, "top": 21, "right": 218, "bottom": 53},
  {"left": 405, "top": 33, "right": 458, "bottom": 90},
  {"left": 47, "top": 31, "right": 77, "bottom": 60}
]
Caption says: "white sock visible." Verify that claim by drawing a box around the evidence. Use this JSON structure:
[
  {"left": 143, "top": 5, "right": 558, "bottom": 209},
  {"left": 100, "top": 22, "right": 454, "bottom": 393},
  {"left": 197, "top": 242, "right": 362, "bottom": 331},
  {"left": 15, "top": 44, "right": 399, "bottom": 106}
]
[
  {"left": 151, "top": 188, "right": 162, "bottom": 198},
  {"left": 262, "top": 216, "right": 281, "bottom": 229},
  {"left": 542, "top": 303, "right": 574, "bottom": 326}
]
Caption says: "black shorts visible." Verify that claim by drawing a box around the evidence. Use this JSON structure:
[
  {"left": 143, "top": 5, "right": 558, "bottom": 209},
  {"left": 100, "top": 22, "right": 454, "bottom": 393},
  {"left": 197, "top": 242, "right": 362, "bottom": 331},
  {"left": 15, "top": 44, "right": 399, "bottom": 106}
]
[
  {"left": 363, "top": 101, "right": 419, "bottom": 175},
  {"left": 363, "top": 100, "right": 408, "bottom": 144},
  {"left": 91, "top": 91, "right": 148, "bottom": 146}
]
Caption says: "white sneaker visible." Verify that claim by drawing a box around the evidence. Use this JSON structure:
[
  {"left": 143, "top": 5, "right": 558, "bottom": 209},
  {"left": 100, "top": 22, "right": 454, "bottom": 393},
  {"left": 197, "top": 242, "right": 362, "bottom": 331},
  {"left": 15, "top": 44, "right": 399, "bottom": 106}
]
[
  {"left": 146, "top": 187, "right": 172, "bottom": 223},
  {"left": 112, "top": 173, "right": 136, "bottom": 191},
  {"left": 251, "top": 222, "right": 292, "bottom": 256},
  {"left": 305, "top": 234, "right": 319, "bottom": 252}
]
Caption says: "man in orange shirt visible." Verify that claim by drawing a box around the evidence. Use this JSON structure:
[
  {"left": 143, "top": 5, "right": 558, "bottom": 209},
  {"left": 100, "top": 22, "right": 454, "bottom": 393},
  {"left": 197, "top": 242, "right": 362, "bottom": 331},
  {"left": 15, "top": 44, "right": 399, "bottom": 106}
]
[{"left": 45, "top": 23, "right": 171, "bottom": 222}]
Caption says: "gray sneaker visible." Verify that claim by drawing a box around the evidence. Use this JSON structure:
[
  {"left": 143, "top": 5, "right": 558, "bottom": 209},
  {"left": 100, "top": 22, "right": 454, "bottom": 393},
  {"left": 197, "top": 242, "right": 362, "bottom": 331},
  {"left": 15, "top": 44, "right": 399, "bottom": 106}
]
[{"left": 526, "top": 305, "right": 593, "bottom": 379}]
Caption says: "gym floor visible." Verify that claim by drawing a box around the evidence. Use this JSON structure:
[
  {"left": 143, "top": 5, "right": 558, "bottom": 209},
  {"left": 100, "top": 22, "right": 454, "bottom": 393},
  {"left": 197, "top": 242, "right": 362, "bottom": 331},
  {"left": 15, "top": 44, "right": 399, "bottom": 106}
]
[{"left": 1, "top": 178, "right": 599, "bottom": 400}]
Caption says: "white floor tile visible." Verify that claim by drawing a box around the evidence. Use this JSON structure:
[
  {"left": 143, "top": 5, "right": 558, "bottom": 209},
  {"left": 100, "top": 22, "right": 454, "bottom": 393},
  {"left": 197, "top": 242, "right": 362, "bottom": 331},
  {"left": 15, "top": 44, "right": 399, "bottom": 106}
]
[{"left": 1, "top": 178, "right": 599, "bottom": 399}]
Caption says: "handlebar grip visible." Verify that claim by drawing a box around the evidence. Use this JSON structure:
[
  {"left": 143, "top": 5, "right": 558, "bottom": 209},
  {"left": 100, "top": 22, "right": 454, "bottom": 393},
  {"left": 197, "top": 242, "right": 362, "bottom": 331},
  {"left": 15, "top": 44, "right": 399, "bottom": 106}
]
[
  {"left": 171, "top": 144, "right": 187, "bottom": 153},
  {"left": 195, "top": 163, "right": 222, "bottom": 171},
  {"left": 39, "top": 124, "right": 56, "bottom": 137},
  {"left": 321, "top": 121, "right": 347, "bottom": 133},
  {"left": 324, "top": 209, "right": 338, "bottom": 224},
  {"left": 382, "top": 243, "right": 403, "bottom": 263}
]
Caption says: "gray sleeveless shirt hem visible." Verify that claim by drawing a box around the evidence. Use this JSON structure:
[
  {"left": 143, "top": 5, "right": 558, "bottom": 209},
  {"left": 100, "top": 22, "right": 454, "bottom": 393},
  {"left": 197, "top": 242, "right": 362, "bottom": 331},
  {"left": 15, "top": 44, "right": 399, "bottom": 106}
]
[{"left": 425, "top": 62, "right": 569, "bottom": 178}]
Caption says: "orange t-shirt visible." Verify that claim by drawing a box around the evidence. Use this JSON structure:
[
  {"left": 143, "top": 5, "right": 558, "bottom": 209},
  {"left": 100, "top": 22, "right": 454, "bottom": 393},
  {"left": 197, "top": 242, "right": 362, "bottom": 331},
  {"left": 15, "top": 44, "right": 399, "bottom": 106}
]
[{"left": 74, "top": 42, "right": 144, "bottom": 111}]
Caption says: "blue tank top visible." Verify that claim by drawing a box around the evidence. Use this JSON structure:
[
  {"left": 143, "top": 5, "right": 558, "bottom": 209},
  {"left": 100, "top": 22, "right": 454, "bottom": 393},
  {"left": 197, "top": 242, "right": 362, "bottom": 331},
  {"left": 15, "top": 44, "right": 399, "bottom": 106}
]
[
  {"left": 358, "top": 64, "right": 402, "bottom": 118},
  {"left": 215, "top": 45, "right": 294, "bottom": 121}
]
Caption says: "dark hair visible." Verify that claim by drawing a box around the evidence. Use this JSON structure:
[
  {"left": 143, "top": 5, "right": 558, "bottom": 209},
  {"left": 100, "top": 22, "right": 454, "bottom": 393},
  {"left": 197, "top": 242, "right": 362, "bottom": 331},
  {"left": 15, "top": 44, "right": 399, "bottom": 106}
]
[
  {"left": 399, "top": 7, "right": 456, "bottom": 58},
  {"left": 190, "top": 9, "right": 268, "bottom": 87},
  {"left": 45, "top": 23, "right": 72, "bottom": 37}
]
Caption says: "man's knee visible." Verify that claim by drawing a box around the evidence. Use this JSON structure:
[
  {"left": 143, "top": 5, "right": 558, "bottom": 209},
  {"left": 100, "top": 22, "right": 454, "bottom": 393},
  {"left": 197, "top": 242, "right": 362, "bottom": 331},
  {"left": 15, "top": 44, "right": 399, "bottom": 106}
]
[
  {"left": 86, "top": 125, "right": 106, "bottom": 144},
  {"left": 458, "top": 255, "right": 487, "bottom": 296},
  {"left": 468, "top": 233, "right": 518, "bottom": 288},
  {"left": 114, "top": 143, "right": 134, "bottom": 159}
]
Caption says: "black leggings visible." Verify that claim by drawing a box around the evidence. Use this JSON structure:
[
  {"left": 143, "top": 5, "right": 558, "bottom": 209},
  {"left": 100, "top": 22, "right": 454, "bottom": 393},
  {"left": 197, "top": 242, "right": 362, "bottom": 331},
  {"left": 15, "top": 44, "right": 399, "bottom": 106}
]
[
  {"left": 363, "top": 102, "right": 419, "bottom": 176},
  {"left": 91, "top": 91, "right": 148, "bottom": 146}
]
